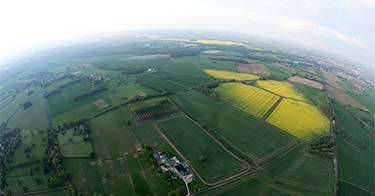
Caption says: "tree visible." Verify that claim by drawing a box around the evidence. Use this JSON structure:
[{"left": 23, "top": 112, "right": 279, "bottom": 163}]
[
  {"left": 35, "top": 178, "right": 41, "bottom": 184},
  {"left": 198, "top": 155, "right": 206, "bottom": 162},
  {"left": 90, "top": 152, "right": 97, "bottom": 158}
]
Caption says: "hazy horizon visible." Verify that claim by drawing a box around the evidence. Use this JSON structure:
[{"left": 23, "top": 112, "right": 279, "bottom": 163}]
[{"left": 0, "top": 0, "right": 374, "bottom": 66}]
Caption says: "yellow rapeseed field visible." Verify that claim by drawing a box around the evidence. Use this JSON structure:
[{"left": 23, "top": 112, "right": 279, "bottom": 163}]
[
  {"left": 204, "top": 69, "right": 259, "bottom": 80},
  {"left": 266, "top": 99, "right": 330, "bottom": 140},
  {"left": 196, "top": 39, "right": 243, "bottom": 46},
  {"left": 147, "top": 36, "right": 191, "bottom": 42},
  {"left": 215, "top": 83, "right": 279, "bottom": 117},
  {"left": 256, "top": 80, "right": 306, "bottom": 101}
]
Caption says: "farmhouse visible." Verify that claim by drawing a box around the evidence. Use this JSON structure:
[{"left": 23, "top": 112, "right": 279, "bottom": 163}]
[
  {"left": 146, "top": 68, "right": 157, "bottom": 73},
  {"left": 153, "top": 152, "right": 193, "bottom": 183}
]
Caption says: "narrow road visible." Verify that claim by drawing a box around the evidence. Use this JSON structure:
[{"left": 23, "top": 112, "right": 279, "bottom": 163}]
[{"left": 339, "top": 180, "right": 373, "bottom": 194}]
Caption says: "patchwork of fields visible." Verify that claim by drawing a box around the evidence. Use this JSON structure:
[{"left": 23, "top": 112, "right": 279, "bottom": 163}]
[
  {"left": 2, "top": 37, "right": 369, "bottom": 196},
  {"left": 47, "top": 79, "right": 112, "bottom": 126},
  {"left": 172, "top": 91, "right": 298, "bottom": 160},
  {"left": 214, "top": 83, "right": 279, "bottom": 118},
  {"left": 196, "top": 39, "right": 243, "bottom": 46}
]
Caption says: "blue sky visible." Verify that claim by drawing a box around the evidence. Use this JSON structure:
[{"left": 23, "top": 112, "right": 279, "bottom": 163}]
[{"left": 0, "top": 0, "right": 373, "bottom": 66}]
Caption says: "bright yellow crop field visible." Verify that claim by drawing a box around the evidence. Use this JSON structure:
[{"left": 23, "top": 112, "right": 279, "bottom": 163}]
[
  {"left": 256, "top": 80, "right": 306, "bottom": 101},
  {"left": 196, "top": 39, "right": 243, "bottom": 46},
  {"left": 215, "top": 83, "right": 279, "bottom": 117},
  {"left": 266, "top": 99, "right": 330, "bottom": 140},
  {"left": 204, "top": 69, "right": 259, "bottom": 80}
]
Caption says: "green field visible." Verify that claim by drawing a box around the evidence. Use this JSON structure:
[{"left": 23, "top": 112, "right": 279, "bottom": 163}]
[
  {"left": 63, "top": 158, "right": 106, "bottom": 194},
  {"left": 30, "top": 189, "right": 70, "bottom": 196},
  {"left": 294, "top": 83, "right": 330, "bottom": 115},
  {"left": 7, "top": 90, "right": 49, "bottom": 130},
  {"left": 172, "top": 91, "right": 298, "bottom": 160},
  {"left": 90, "top": 108, "right": 140, "bottom": 158},
  {"left": 47, "top": 79, "right": 112, "bottom": 125},
  {"left": 137, "top": 73, "right": 188, "bottom": 92},
  {"left": 64, "top": 154, "right": 173, "bottom": 195},
  {"left": 60, "top": 141, "right": 93, "bottom": 157},
  {"left": 197, "top": 175, "right": 293, "bottom": 196},
  {"left": 7, "top": 174, "right": 51, "bottom": 195},
  {"left": 171, "top": 56, "right": 237, "bottom": 72},
  {"left": 158, "top": 116, "right": 246, "bottom": 183},
  {"left": 7, "top": 163, "right": 44, "bottom": 177},
  {"left": 1, "top": 35, "right": 372, "bottom": 196},
  {"left": 335, "top": 102, "right": 374, "bottom": 193},
  {"left": 107, "top": 77, "right": 159, "bottom": 105},
  {"left": 262, "top": 144, "right": 333, "bottom": 194},
  {"left": 347, "top": 86, "right": 375, "bottom": 113},
  {"left": 58, "top": 128, "right": 93, "bottom": 157},
  {"left": 337, "top": 181, "right": 373, "bottom": 196},
  {"left": 72, "top": 107, "right": 181, "bottom": 195},
  {"left": 263, "top": 63, "right": 296, "bottom": 80},
  {"left": 9, "top": 130, "right": 47, "bottom": 167},
  {"left": 0, "top": 86, "right": 49, "bottom": 130}
]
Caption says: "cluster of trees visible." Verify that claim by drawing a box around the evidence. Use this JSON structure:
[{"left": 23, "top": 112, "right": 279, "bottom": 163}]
[
  {"left": 134, "top": 100, "right": 177, "bottom": 121},
  {"left": 45, "top": 128, "right": 71, "bottom": 188},
  {"left": 93, "top": 92, "right": 169, "bottom": 118},
  {"left": 43, "top": 121, "right": 88, "bottom": 193},
  {"left": 0, "top": 125, "right": 21, "bottom": 191},
  {"left": 122, "top": 67, "right": 146, "bottom": 75},
  {"left": 22, "top": 101, "right": 32, "bottom": 109},
  {"left": 193, "top": 81, "right": 219, "bottom": 97},
  {"left": 44, "top": 78, "right": 83, "bottom": 98},
  {"left": 308, "top": 135, "right": 334, "bottom": 158},
  {"left": 72, "top": 87, "right": 107, "bottom": 101},
  {"left": 135, "top": 78, "right": 164, "bottom": 93},
  {"left": 209, "top": 56, "right": 248, "bottom": 64}
]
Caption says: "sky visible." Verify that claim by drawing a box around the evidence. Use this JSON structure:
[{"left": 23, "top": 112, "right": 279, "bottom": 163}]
[{"left": 0, "top": 0, "right": 374, "bottom": 66}]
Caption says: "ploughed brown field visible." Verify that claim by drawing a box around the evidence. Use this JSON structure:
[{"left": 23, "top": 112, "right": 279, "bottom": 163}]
[
  {"left": 321, "top": 70, "right": 345, "bottom": 90},
  {"left": 288, "top": 76, "right": 324, "bottom": 90},
  {"left": 236, "top": 63, "right": 270, "bottom": 76},
  {"left": 325, "top": 85, "right": 367, "bottom": 111},
  {"left": 94, "top": 99, "right": 109, "bottom": 109}
]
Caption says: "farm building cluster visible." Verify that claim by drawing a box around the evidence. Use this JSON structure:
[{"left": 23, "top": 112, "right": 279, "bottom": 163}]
[{"left": 153, "top": 152, "right": 194, "bottom": 183}]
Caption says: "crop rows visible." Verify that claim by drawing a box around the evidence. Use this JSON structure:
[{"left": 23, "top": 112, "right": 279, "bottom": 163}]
[
  {"left": 204, "top": 69, "right": 259, "bottom": 81},
  {"left": 266, "top": 99, "right": 330, "bottom": 140},
  {"left": 215, "top": 83, "right": 279, "bottom": 118}
]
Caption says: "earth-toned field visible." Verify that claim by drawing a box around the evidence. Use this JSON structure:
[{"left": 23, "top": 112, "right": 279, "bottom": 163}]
[{"left": 0, "top": 33, "right": 373, "bottom": 196}]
